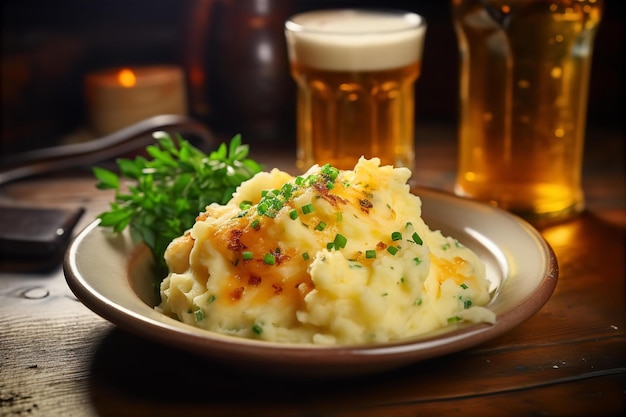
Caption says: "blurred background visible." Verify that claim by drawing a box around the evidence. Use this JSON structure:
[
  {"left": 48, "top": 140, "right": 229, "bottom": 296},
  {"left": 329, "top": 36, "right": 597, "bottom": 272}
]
[{"left": 1, "top": 0, "right": 623, "bottom": 156}]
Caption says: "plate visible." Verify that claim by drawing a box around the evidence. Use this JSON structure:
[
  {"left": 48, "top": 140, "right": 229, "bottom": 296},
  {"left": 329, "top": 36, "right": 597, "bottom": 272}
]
[{"left": 64, "top": 187, "right": 558, "bottom": 378}]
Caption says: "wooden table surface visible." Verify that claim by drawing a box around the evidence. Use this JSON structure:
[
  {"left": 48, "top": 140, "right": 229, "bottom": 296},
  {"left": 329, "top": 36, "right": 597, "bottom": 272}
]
[{"left": 1, "top": 123, "right": 624, "bottom": 417}]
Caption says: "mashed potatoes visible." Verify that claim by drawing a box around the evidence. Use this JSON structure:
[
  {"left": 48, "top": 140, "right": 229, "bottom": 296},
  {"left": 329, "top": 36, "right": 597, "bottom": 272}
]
[{"left": 157, "top": 158, "right": 495, "bottom": 345}]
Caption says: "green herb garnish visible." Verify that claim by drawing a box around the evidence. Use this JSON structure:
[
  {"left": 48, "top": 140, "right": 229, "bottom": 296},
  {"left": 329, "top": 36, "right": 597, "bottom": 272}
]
[
  {"left": 301, "top": 203, "right": 315, "bottom": 215},
  {"left": 263, "top": 253, "right": 276, "bottom": 265},
  {"left": 315, "top": 221, "right": 327, "bottom": 231},
  {"left": 93, "top": 132, "right": 262, "bottom": 276}
]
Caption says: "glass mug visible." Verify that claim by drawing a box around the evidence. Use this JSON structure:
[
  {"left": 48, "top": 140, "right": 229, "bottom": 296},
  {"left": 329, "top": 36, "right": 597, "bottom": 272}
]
[
  {"left": 452, "top": 0, "right": 603, "bottom": 222},
  {"left": 285, "top": 9, "right": 427, "bottom": 171}
]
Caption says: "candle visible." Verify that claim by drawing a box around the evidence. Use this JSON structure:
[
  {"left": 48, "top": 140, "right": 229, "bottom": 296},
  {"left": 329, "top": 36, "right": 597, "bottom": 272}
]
[{"left": 84, "top": 65, "right": 187, "bottom": 136}]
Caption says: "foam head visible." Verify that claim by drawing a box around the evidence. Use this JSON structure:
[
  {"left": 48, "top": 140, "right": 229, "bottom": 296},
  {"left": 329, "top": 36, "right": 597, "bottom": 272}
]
[{"left": 285, "top": 9, "right": 427, "bottom": 72}]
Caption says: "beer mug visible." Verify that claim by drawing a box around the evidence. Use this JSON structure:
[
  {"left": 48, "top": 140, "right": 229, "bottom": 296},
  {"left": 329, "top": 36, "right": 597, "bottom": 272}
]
[
  {"left": 285, "top": 9, "right": 427, "bottom": 171},
  {"left": 452, "top": 0, "right": 603, "bottom": 222}
]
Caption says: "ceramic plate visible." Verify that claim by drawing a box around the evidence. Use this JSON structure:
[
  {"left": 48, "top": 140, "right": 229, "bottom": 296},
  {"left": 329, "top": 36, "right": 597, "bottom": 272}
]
[{"left": 64, "top": 187, "right": 558, "bottom": 377}]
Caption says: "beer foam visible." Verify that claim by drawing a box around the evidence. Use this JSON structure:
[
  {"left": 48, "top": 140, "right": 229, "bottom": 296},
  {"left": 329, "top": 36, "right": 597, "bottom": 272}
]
[{"left": 285, "top": 9, "right": 426, "bottom": 71}]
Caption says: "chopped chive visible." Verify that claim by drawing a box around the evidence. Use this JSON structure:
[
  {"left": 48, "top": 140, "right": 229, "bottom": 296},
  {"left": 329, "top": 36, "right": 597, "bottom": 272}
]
[
  {"left": 295, "top": 176, "right": 304, "bottom": 186},
  {"left": 261, "top": 190, "right": 269, "bottom": 197},
  {"left": 239, "top": 200, "right": 253, "bottom": 210},
  {"left": 413, "top": 257, "right": 422, "bottom": 265},
  {"left": 242, "top": 251, "right": 253, "bottom": 260},
  {"left": 336, "top": 212, "right": 343, "bottom": 222},
  {"left": 464, "top": 299, "right": 473, "bottom": 309},
  {"left": 391, "top": 231, "right": 402, "bottom": 241},
  {"left": 315, "top": 221, "right": 327, "bottom": 231},
  {"left": 289, "top": 209, "right": 299, "bottom": 220},
  {"left": 194, "top": 308, "right": 205, "bottom": 322},
  {"left": 263, "top": 253, "right": 275, "bottom": 265},
  {"left": 207, "top": 295, "right": 216, "bottom": 304},
  {"left": 387, "top": 246, "right": 399, "bottom": 255},
  {"left": 321, "top": 163, "right": 339, "bottom": 180},
  {"left": 326, "top": 242, "right": 334, "bottom": 250},
  {"left": 281, "top": 183, "right": 293, "bottom": 198},
  {"left": 365, "top": 249, "right": 377, "bottom": 259},
  {"left": 302, "top": 203, "right": 314, "bottom": 214},
  {"left": 257, "top": 201, "right": 269, "bottom": 215},
  {"left": 441, "top": 243, "right": 451, "bottom": 250},
  {"left": 460, "top": 283, "right": 469, "bottom": 289},
  {"left": 414, "top": 298, "right": 423, "bottom": 306},
  {"left": 412, "top": 232, "right": 423, "bottom": 245},
  {"left": 447, "top": 316, "right": 462, "bottom": 324},
  {"left": 333, "top": 233, "right": 347, "bottom": 249},
  {"left": 250, "top": 219, "right": 260, "bottom": 229},
  {"left": 252, "top": 324, "right": 263, "bottom": 334},
  {"left": 326, "top": 181, "right": 334, "bottom": 190},
  {"left": 302, "top": 252, "right": 310, "bottom": 261}
]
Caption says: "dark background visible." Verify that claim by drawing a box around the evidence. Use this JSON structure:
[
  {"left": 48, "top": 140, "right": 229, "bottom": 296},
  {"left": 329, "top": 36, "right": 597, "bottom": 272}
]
[{"left": 1, "top": 0, "right": 623, "bottom": 155}]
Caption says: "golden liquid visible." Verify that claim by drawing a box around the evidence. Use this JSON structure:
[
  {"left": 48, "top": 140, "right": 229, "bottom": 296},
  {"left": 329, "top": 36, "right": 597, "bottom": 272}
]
[
  {"left": 291, "top": 62, "right": 420, "bottom": 171},
  {"left": 452, "top": 0, "right": 602, "bottom": 221}
]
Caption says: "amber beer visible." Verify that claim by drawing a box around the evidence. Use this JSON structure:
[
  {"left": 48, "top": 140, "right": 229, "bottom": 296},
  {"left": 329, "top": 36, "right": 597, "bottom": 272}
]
[
  {"left": 285, "top": 9, "right": 426, "bottom": 171},
  {"left": 452, "top": 0, "right": 603, "bottom": 221}
]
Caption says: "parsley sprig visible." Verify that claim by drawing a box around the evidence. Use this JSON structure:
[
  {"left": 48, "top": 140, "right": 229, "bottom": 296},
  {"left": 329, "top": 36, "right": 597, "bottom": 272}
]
[{"left": 93, "top": 132, "right": 263, "bottom": 275}]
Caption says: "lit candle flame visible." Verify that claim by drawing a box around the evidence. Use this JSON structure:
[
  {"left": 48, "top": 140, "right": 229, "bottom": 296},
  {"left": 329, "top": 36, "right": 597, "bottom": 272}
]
[{"left": 117, "top": 68, "right": 137, "bottom": 88}]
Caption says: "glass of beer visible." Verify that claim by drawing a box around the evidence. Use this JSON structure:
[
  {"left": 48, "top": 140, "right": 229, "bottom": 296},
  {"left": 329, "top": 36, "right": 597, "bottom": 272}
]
[
  {"left": 285, "top": 9, "right": 427, "bottom": 171},
  {"left": 452, "top": 0, "right": 603, "bottom": 222}
]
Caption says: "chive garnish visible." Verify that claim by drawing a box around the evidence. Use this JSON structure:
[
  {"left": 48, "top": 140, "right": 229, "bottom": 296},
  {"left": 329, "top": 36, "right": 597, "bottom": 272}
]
[
  {"left": 387, "top": 246, "right": 399, "bottom": 255},
  {"left": 242, "top": 251, "right": 253, "bottom": 260},
  {"left": 412, "top": 232, "right": 423, "bottom": 245},
  {"left": 334, "top": 234, "right": 347, "bottom": 249},
  {"left": 302, "top": 252, "right": 310, "bottom": 261},
  {"left": 391, "top": 231, "right": 402, "bottom": 241},
  {"left": 194, "top": 308, "right": 205, "bottom": 322},
  {"left": 365, "top": 250, "right": 377, "bottom": 259},
  {"left": 263, "top": 253, "right": 275, "bottom": 265},
  {"left": 315, "top": 221, "right": 327, "bottom": 231},
  {"left": 302, "top": 203, "right": 314, "bottom": 214},
  {"left": 289, "top": 209, "right": 299, "bottom": 220},
  {"left": 239, "top": 200, "right": 253, "bottom": 210}
]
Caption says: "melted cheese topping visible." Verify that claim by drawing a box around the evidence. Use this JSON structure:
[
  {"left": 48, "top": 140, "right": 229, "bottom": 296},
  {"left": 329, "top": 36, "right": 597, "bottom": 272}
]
[{"left": 157, "top": 158, "right": 495, "bottom": 345}]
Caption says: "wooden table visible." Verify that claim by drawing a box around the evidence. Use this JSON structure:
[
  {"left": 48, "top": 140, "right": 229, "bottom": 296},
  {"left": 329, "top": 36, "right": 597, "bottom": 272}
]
[{"left": 1, "top": 123, "right": 624, "bottom": 417}]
